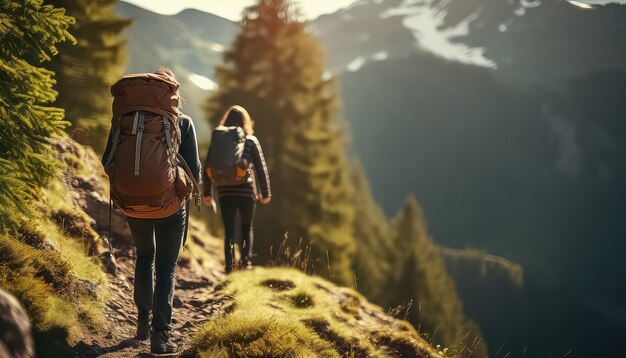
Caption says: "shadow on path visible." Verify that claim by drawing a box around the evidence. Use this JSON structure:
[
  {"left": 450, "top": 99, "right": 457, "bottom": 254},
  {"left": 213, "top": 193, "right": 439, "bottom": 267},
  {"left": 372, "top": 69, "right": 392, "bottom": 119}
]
[{"left": 74, "top": 338, "right": 142, "bottom": 357}]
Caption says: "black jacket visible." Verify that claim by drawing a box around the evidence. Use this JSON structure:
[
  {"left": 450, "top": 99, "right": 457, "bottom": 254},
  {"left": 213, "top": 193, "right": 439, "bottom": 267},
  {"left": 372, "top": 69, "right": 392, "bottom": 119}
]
[{"left": 202, "top": 134, "right": 271, "bottom": 200}]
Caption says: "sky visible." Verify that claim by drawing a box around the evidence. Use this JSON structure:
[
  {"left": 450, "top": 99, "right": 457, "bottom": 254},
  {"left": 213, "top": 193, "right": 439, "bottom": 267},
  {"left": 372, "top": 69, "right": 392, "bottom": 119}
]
[
  {"left": 121, "top": 0, "right": 356, "bottom": 21},
  {"left": 120, "top": 0, "right": 625, "bottom": 21}
]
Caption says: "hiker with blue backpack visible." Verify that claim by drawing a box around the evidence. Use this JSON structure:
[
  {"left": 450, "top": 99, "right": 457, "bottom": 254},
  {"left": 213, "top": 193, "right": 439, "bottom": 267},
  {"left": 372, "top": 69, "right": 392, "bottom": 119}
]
[
  {"left": 202, "top": 105, "right": 272, "bottom": 273},
  {"left": 102, "top": 67, "right": 201, "bottom": 355}
]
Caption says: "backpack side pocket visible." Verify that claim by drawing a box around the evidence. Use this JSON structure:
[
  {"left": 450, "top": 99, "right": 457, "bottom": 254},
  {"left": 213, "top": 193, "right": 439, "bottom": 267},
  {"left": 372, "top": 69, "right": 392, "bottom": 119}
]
[{"left": 175, "top": 165, "right": 193, "bottom": 199}]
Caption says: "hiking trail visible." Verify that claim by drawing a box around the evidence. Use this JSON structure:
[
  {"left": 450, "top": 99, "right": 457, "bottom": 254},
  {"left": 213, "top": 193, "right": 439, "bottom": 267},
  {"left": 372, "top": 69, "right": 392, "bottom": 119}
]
[{"left": 72, "top": 234, "right": 227, "bottom": 357}]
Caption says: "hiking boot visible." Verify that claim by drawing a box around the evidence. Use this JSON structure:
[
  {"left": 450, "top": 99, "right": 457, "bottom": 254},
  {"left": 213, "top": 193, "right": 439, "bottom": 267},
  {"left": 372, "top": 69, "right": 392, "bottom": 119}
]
[
  {"left": 151, "top": 330, "right": 177, "bottom": 354},
  {"left": 237, "top": 258, "right": 253, "bottom": 270},
  {"left": 136, "top": 314, "right": 151, "bottom": 341}
]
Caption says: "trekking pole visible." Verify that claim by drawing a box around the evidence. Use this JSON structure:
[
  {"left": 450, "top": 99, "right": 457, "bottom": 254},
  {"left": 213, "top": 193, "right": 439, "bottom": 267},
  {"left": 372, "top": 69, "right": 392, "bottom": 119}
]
[{"left": 108, "top": 198, "right": 114, "bottom": 258}]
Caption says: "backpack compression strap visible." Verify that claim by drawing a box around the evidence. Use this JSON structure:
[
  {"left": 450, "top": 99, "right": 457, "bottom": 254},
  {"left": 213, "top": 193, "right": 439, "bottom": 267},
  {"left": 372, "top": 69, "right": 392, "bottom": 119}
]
[
  {"left": 163, "top": 115, "right": 201, "bottom": 211},
  {"left": 175, "top": 152, "right": 202, "bottom": 211},
  {"left": 134, "top": 111, "right": 145, "bottom": 176},
  {"left": 163, "top": 115, "right": 172, "bottom": 148},
  {"left": 104, "top": 119, "right": 122, "bottom": 169}
]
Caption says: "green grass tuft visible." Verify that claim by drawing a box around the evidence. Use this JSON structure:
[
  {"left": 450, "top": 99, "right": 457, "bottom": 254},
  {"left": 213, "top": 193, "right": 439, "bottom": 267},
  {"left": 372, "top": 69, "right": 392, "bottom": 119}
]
[
  {"left": 195, "top": 312, "right": 339, "bottom": 358},
  {"left": 190, "top": 267, "right": 443, "bottom": 358},
  {"left": 0, "top": 232, "right": 105, "bottom": 340}
]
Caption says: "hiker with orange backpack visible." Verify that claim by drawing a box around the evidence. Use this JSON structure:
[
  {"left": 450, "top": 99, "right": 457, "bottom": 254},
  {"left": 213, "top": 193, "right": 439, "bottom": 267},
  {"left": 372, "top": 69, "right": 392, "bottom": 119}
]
[
  {"left": 101, "top": 67, "right": 201, "bottom": 355},
  {"left": 203, "top": 106, "right": 271, "bottom": 274}
]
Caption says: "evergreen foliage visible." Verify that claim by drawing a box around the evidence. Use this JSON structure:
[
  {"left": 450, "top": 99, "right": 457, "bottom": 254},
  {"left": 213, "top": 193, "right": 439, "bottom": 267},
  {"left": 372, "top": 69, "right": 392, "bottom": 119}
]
[
  {"left": 206, "top": 0, "right": 356, "bottom": 285},
  {"left": 389, "top": 197, "right": 487, "bottom": 355},
  {"left": 351, "top": 165, "right": 487, "bottom": 354},
  {"left": 0, "top": 0, "right": 74, "bottom": 233},
  {"left": 45, "top": 0, "right": 130, "bottom": 152},
  {"left": 349, "top": 161, "right": 394, "bottom": 303}
]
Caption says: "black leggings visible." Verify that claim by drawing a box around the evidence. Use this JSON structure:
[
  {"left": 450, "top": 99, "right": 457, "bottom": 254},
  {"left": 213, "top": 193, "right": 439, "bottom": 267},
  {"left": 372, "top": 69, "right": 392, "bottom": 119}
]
[
  {"left": 126, "top": 207, "right": 185, "bottom": 332},
  {"left": 219, "top": 196, "right": 256, "bottom": 272}
]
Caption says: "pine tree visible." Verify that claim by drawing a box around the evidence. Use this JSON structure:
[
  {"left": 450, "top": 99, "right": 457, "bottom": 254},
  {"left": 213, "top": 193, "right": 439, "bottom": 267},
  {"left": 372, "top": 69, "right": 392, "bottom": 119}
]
[
  {"left": 45, "top": 0, "right": 130, "bottom": 152},
  {"left": 350, "top": 161, "right": 394, "bottom": 302},
  {"left": 390, "top": 197, "right": 488, "bottom": 355},
  {"left": 0, "top": 0, "right": 74, "bottom": 233},
  {"left": 206, "top": 0, "right": 356, "bottom": 285}
]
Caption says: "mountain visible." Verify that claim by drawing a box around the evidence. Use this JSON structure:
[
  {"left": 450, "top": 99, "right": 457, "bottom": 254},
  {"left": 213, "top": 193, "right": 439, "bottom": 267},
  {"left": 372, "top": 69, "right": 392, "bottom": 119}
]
[
  {"left": 116, "top": 2, "right": 239, "bottom": 141},
  {"left": 314, "top": 0, "right": 626, "bottom": 84},
  {"left": 315, "top": 0, "right": 626, "bottom": 356}
]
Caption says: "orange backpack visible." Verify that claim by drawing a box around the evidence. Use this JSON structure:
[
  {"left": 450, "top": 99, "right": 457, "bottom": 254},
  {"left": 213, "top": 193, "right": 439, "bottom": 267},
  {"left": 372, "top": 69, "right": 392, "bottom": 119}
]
[{"left": 104, "top": 73, "right": 200, "bottom": 218}]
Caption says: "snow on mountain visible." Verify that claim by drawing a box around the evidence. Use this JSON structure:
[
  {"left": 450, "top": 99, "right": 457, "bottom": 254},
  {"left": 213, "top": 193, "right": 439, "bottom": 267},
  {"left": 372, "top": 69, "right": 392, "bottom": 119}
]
[
  {"left": 380, "top": 1, "right": 497, "bottom": 69},
  {"left": 347, "top": 56, "right": 367, "bottom": 72},
  {"left": 315, "top": 0, "right": 549, "bottom": 72},
  {"left": 189, "top": 73, "right": 218, "bottom": 91},
  {"left": 372, "top": 51, "right": 388, "bottom": 61}
]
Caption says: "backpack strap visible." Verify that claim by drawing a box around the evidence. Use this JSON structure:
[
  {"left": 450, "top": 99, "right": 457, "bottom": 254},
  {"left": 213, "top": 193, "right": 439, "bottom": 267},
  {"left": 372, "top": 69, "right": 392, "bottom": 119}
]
[
  {"left": 175, "top": 152, "right": 202, "bottom": 212},
  {"left": 104, "top": 119, "right": 122, "bottom": 169},
  {"left": 163, "top": 115, "right": 172, "bottom": 149},
  {"left": 131, "top": 110, "right": 140, "bottom": 134},
  {"left": 134, "top": 110, "right": 145, "bottom": 176}
]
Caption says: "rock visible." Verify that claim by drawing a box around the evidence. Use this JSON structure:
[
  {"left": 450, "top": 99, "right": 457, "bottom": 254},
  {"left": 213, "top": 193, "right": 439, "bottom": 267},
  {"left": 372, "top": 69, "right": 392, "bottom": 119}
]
[
  {"left": 48, "top": 137, "right": 133, "bottom": 251},
  {"left": 76, "top": 278, "right": 99, "bottom": 300},
  {"left": 98, "top": 250, "right": 118, "bottom": 275},
  {"left": 177, "top": 278, "right": 211, "bottom": 290},
  {"left": 81, "top": 189, "right": 132, "bottom": 247},
  {"left": 0, "top": 289, "right": 34, "bottom": 358},
  {"left": 173, "top": 296, "right": 183, "bottom": 308},
  {"left": 39, "top": 238, "right": 57, "bottom": 251}
]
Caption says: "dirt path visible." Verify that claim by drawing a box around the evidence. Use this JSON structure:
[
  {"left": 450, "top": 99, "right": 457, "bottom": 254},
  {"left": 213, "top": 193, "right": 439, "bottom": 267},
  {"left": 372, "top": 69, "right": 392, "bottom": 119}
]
[{"left": 72, "top": 248, "right": 226, "bottom": 357}]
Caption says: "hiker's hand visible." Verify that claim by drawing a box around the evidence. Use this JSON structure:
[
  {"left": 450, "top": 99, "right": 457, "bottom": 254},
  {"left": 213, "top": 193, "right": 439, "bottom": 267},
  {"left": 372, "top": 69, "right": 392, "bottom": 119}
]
[
  {"left": 202, "top": 196, "right": 213, "bottom": 206},
  {"left": 260, "top": 197, "right": 271, "bottom": 204}
]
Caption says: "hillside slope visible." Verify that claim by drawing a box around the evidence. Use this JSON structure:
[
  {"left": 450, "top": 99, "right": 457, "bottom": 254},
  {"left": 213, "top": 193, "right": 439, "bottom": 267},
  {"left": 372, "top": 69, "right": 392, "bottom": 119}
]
[{"left": 0, "top": 137, "right": 450, "bottom": 357}]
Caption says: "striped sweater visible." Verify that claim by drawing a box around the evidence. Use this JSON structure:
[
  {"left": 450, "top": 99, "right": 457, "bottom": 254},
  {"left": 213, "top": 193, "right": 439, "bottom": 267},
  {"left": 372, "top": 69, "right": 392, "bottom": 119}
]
[{"left": 202, "top": 135, "right": 271, "bottom": 200}]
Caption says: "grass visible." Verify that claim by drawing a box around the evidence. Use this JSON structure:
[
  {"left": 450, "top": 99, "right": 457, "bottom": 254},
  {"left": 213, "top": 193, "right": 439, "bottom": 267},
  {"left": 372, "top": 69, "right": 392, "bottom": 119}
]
[
  {"left": 190, "top": 267, "right": 444, "bottom": 358},
  {"left": 39, "top": 218, "right": 106, "bottom": 286},
  {"left": 0, "top": 231, "right": 105, "bottom": 341},
  {"left": 0, "top": 138, "right": 108, "bottom": 345},
  {"left": 40, "top": 173, "right": 102, "bottom": 256}
]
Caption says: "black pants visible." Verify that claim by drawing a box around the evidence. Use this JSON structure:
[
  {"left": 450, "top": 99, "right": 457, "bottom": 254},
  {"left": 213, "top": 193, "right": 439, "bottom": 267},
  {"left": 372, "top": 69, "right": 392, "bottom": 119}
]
[
  {"left": 219, "top": 196, "right": 256, "bottom": 272},
  {"left": 126, "top": 207, "right": 185, "bottom": 332}
]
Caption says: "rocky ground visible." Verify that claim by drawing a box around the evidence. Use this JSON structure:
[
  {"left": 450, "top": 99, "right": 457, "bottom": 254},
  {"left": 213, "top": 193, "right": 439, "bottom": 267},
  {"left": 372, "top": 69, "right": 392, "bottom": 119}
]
[{"left": 71, "top": 244, "right": 227, "bottom": 357}]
